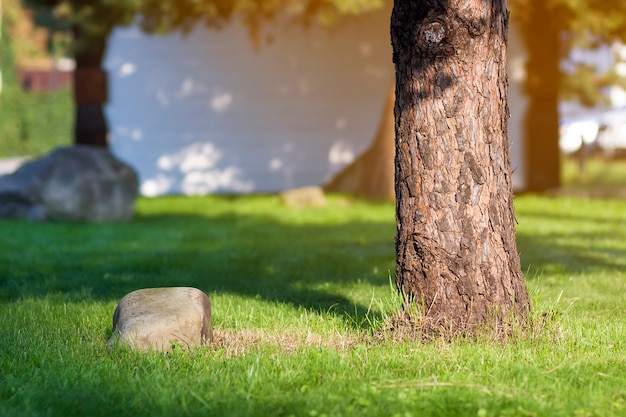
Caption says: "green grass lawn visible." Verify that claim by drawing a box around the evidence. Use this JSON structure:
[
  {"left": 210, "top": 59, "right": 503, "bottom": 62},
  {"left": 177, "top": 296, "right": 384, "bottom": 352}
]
[
  {"left": 561, "top": 156, "right": 626, "bottom": 198},
  {"left": 1, "top": 195, "right": 625, "bottom": 417}
]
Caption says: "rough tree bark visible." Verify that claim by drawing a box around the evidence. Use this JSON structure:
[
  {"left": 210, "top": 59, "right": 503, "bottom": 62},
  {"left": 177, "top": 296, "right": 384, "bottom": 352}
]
[
  {"left": 323, "top": 82, "right": 396, "bottom": 200},
  {"left": 72, "top": 25, "right": 110, "bottom": 147},
  {"left": 391, "top": 0, "right": 530, "bottom": 334},
  {"left": 325, "top": 10, "right": 562, "bottom": 200}
]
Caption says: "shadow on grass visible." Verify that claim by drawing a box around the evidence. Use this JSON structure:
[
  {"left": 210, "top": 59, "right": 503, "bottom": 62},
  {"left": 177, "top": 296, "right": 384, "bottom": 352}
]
[
  {"left": 0, "top": 210, "right": 396, "bottom": 330},
  {"left": 4, "top": 196, "right": 622, "bottom": 327}
]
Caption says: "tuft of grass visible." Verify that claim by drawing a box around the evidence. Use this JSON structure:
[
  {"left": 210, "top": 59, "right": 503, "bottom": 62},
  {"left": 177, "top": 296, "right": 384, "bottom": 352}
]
[{"left": 1, "top": 194, "right": 625, "bottom": 417}]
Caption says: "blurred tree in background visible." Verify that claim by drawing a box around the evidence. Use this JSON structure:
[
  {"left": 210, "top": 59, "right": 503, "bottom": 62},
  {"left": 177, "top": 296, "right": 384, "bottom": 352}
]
[
  {"left": 330, "top": 0, "right": 626, "bottom": 197},
  {"left": 2, "top": 0, "right": 626, "bottom": 193},
  {"left": 14, "top": 0, "right": 381, "bottom": 147},
  {"left": 513, "top": 0, "right": 626, "bottom": 192},
  {"left": 514, "top": 0, "right": 626, "bottom": 107}
]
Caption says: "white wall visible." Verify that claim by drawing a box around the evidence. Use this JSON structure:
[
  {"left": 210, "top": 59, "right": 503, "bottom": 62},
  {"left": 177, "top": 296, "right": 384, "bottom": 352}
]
[
  {"left": 105, "top": 13, "right": 393, "bottom": 195},
  {"left": 105, "top": 11, "right": 528, "bottom": 195}
]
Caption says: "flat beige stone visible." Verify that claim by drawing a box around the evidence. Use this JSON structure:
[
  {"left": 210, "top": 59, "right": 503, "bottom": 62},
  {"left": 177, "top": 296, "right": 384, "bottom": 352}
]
[
  {"left": 107, "top": 287, "right": 213, "bottom": 352},
  {"left": 280, "top": 186, "right": 326, "bottom": 207}
]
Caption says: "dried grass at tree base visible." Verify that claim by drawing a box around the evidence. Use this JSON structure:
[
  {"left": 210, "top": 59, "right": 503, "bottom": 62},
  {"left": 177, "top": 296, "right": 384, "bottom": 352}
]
[
  {"left": 209, "top": 328, "right": 360, "bottom": 357},
  {"left": 373, "top": 307, "right": 560, "bottom": 345},
  {"left": 203, "top": 307, "right": 562, "bottom": 357}
]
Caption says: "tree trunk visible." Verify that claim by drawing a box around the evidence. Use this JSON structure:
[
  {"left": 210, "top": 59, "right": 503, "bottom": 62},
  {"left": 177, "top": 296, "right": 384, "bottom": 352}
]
[
  {"left": 520, "top": 2, "right": 561, "bottom": 192},
  {"left": 391, "top": 0, "right": 530, "bottom": 334},
  {"left": 323, "top": 82, "right": 396, "bottom": 200},
  {"left": 72, "top": 25, "right": 109, "bottom": 147}
]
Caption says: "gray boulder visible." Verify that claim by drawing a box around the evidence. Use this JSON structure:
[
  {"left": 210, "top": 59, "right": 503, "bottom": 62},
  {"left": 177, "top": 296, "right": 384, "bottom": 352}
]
[
  {"left": 107, "top": 287, "right": 213, "bottom": 352},
  {"left": 0, "top": 145, "right": 138, "bottom": 222}
]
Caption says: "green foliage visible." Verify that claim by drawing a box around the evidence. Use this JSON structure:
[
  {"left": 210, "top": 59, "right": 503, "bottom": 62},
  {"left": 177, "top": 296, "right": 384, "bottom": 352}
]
[
  {"left": 0, "top": 19, "right": 71, "bottom": 157},
  {"left": 512, "top": 0, "right": 626, "bottom": 47},
  {"left": 560, "top": 64, "right": 626, "bottom": 107},
  {"left": 23, "top": 0, "right": 626, "bottom": 111},
  {"left": 0, "top": 195, "right": 625, "bottom": 417},
  {"left": 0, "top": 88, "right": 72, "bottom": 157},
  {"left": 22, "top": 0, "right": 384, "bottom": 42}
]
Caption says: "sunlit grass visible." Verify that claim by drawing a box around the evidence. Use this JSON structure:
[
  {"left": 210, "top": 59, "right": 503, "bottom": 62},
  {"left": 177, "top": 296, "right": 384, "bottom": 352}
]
[
  {"left": 561, "top": 155, "right": 626, "bottom": 197},
  {"left": 0, "top": 194, "right": 625, "bottom": 417}
]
